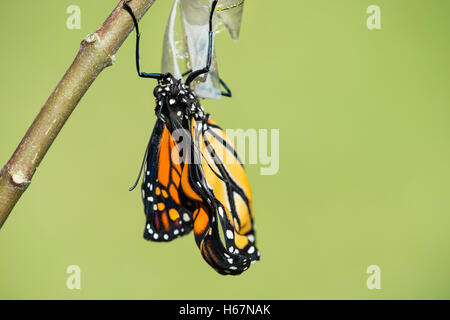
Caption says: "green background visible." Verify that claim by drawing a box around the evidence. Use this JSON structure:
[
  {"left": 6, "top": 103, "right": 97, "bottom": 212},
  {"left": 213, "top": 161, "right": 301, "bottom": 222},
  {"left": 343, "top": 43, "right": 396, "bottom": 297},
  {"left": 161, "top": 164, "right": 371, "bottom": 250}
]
[{"left": 1, "top": 0, "right": 450, "bottom": 299}]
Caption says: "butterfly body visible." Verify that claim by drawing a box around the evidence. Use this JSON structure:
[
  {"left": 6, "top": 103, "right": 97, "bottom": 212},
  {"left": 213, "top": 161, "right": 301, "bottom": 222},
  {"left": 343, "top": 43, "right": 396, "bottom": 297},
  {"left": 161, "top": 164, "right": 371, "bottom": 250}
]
[{"left": 153, "top": 74, "right": 206, "bottom": 129}]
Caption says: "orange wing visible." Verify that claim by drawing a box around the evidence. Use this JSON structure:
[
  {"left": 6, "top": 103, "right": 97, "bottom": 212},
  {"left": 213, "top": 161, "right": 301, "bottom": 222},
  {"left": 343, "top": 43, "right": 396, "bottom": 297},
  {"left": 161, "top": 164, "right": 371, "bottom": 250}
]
[
  {"left": 142, "top": 119, "right": 195, "bottom": 241},
  {"left": 181, "top": 117, "right": 260, "bottom": 274}
]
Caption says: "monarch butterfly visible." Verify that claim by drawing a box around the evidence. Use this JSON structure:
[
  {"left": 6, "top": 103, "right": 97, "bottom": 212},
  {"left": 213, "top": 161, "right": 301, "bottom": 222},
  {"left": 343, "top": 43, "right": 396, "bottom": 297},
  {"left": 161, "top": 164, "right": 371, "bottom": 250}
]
[{"left": 124, "top": 1, "right": 259, "bottom": 275}]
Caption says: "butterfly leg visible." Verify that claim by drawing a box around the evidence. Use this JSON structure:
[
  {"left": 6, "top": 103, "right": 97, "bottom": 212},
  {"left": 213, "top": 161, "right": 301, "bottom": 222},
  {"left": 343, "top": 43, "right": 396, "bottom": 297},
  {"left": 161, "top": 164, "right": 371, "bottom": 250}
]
[
  {"left": 183, "top": 69, "right": 231, "bottom": 97},
  {"left": 219, "top": 78, "right": 232, "bottom": 97},
  {"left": 123, "top": 3, "right": 163, "bottom": 80},
  {"left": 182, "top": 69, "right": 192, "bottom": 78},
  {"left": 185, "top": 0, "right": 218, "bottom": 86}
]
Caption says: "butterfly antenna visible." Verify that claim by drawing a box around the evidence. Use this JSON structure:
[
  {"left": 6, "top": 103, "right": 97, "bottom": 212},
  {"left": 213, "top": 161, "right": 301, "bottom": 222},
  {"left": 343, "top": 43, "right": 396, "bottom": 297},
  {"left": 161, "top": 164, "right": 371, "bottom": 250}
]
[{"left": 129, "top": 139, "right": 150, "bottom": 191}]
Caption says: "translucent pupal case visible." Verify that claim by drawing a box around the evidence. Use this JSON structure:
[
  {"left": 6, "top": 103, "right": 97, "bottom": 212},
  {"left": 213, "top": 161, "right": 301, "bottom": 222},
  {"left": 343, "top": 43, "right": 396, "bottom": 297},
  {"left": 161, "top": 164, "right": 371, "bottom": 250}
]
[{"left": 161, "top": 0, "right": 245, "bottom": 99}]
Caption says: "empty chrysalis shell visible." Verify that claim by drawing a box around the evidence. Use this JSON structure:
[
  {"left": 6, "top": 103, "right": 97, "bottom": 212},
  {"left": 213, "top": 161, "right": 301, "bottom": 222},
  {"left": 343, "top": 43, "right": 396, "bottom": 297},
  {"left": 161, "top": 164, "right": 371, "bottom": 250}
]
[{"left": 161, "top": 0, "right": 245, "bottom": 99}]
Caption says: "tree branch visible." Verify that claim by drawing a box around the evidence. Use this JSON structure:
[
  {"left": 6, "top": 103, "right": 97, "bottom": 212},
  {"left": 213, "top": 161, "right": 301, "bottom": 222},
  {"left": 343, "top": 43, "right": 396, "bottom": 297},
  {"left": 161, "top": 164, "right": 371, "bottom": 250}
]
[{"left": 0, "top": 0, "right": 155, "bottom": 229}]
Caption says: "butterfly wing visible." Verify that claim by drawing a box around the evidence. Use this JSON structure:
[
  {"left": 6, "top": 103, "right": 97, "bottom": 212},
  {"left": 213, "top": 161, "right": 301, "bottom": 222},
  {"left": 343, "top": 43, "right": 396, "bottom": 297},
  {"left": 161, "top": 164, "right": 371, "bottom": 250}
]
[
  {"left": 200, "top": 116, "right": 260, "bottom": 261},
  {"left": 181, "top": 117, "right": 259, "bottom": 275},
  {"left": 141, "top": 118, "right": 194, "bottom": 241},
  {"left": 193, "top": 201, "right": 252, "bottom": 275}
]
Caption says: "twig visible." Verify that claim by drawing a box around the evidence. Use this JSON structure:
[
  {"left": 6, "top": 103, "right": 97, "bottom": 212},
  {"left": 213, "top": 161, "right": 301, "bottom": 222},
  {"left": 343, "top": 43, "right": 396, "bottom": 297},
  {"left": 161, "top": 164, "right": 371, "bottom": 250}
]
[{"left": 0, "top": 0, "right": 155, "bottom": 229}]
